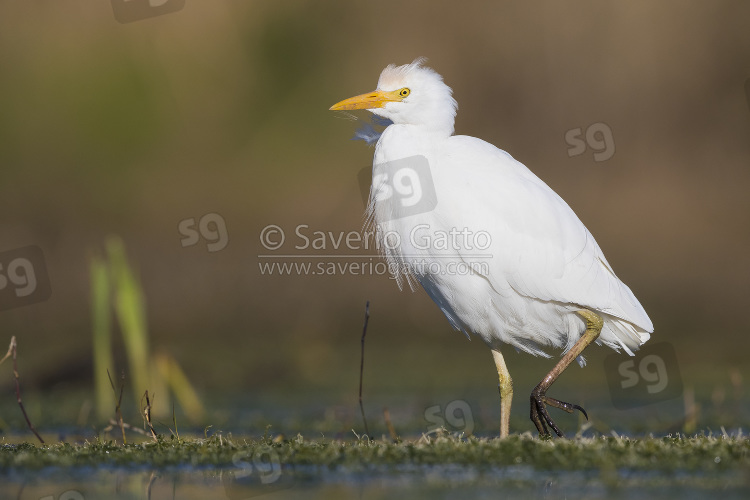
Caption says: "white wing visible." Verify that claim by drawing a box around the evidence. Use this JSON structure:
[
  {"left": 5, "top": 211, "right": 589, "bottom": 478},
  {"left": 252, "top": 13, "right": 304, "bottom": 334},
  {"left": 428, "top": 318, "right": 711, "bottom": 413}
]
[
  {"left": 435, "top": 135, "right": 653, "bottom": 332},
  {"left": 370, "top": 129, "right": 652, "bottom": 357}
]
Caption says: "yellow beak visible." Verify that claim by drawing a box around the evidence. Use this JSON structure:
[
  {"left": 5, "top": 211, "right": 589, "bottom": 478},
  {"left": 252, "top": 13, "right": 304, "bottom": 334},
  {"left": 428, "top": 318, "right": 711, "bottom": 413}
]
[{"left": 329, "top": 89, "right": 403, "bottom": 111}]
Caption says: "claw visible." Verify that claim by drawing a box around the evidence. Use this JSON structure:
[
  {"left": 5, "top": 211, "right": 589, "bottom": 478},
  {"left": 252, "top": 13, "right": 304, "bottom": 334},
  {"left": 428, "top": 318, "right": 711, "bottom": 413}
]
[
  {"left": 544, "top": 396, "right": 589, "bottom": 420},
  {"left": 530, "top": 388, "right": 587, "bottom": 438},
  {"left": 573, "top": 404, "right": 588, "bottom": 421}
]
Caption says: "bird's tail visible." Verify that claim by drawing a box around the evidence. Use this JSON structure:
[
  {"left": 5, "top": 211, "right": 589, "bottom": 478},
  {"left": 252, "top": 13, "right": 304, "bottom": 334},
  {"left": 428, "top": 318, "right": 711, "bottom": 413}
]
[{"left": 599, "top": 315, "right": 651, "bottom": 356}]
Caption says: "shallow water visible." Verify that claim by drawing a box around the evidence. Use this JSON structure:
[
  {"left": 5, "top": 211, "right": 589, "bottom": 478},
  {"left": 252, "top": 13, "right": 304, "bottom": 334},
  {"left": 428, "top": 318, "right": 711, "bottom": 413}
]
[
  {"left": 1, "top": 389, "right": 748, "bottom": 499},
  {"left": 4, "top": 462, "right": 749, "bottom": 500}
]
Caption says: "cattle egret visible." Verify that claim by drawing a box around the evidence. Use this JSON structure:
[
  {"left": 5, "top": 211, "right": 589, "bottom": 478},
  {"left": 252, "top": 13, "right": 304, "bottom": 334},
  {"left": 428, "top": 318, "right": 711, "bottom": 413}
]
[{"left": 330, "top": 58, "right": 653, "bottom": 438}]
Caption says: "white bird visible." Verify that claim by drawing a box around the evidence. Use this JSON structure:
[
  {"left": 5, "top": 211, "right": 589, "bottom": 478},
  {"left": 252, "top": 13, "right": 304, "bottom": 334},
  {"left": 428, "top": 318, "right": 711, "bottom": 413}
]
[{"left": 330, "top": 58, "right": 653, "bottom": 437}]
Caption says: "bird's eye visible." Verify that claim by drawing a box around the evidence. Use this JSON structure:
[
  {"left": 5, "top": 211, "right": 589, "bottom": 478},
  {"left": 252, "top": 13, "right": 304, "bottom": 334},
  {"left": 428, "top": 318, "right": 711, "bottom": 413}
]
[{"left": 398, "top": 88, "right": 411, "bottom": 98}]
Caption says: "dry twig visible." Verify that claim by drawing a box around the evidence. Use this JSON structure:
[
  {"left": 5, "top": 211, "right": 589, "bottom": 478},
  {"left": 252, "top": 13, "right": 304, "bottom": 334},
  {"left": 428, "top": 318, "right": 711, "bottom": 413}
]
[
  {"left": 0, "top": 337, "right": 44, "bottom": 443},
  {"left": 107, "top": 369, "right": 127, "bottom": 444},
  {"left": 101, "top": 418, "right": 149, "bottom": 436},
  {"left": 383, "top": 407, "right": 398, "bottom": 441},
  {"left": 141, "top": 390, "right": 158, "bottom": 442},
  {"left": 359, "top": 301, "right": 370, "bottom": 436}
]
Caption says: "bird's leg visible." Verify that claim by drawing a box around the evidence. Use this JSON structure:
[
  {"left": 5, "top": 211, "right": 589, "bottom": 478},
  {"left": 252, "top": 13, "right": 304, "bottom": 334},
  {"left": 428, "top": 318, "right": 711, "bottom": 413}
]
[
  {"left": 492, "top": 349, "right": 513, "bottom": 438},
  {"left": 530, "top": 309, "right": 603, "bottom": 438}
]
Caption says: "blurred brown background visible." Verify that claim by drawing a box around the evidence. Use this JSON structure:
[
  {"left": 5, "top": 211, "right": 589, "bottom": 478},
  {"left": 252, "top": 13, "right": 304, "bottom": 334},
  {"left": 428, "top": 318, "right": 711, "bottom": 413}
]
[{"left": 0, "top": 1, "right": 748, "bottom": 434}]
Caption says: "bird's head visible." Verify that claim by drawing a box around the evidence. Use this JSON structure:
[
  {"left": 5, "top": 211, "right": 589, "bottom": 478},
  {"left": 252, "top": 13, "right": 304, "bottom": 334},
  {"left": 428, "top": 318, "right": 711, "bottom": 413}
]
[{"left": 330, "top": 58, "right": 457, "bottom": 137}]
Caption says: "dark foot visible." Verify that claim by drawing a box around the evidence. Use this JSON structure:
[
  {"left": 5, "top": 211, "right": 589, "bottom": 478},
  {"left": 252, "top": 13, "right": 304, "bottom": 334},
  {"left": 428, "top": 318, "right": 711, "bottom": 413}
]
[{"left": 529, "top": 384, "right": 588, "bottom": 438}]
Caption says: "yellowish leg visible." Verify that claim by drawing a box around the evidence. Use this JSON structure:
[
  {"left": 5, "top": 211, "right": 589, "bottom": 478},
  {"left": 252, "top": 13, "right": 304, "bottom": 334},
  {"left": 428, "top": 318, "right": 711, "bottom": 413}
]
[{"left": 492, "top": 349, "right": 513, "bottom": 438}]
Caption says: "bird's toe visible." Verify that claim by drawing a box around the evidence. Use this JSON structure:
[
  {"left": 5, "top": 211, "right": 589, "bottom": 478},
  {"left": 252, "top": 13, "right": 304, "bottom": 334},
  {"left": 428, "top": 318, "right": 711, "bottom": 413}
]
[{"left": 530, "top": 389, "right": 585, "bottom": 438}]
